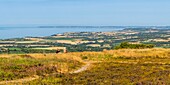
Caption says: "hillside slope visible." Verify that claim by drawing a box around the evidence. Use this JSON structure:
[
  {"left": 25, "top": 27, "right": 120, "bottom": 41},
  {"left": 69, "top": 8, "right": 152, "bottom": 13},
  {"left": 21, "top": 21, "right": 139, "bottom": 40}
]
[{"left": 0, "top": 48, "right": 170, "bottom": 84}]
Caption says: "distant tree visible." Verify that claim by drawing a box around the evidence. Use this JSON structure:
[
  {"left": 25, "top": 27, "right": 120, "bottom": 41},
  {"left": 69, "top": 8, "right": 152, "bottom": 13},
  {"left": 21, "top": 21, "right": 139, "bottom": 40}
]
[{"left": 114, "top": 42, "right": 155, "bottom": 50}]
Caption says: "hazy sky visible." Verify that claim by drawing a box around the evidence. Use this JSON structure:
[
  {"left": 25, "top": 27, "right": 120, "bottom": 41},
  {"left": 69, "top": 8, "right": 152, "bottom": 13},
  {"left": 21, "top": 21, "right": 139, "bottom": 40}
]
[{"left": 0, "top": 0, "right": 170, "bottom": 26}]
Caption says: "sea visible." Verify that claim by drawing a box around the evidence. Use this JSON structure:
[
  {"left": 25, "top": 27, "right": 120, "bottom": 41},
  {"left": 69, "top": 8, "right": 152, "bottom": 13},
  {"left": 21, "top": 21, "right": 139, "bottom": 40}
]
[{"left": 0, "top": 27, "right": 123, "bottom": 39}]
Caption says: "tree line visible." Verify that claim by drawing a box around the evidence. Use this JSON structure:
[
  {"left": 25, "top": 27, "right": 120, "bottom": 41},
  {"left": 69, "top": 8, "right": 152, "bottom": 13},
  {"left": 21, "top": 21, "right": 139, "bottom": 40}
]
[{"left": 114, "top": 42, "right": 154, "bottom": 49}]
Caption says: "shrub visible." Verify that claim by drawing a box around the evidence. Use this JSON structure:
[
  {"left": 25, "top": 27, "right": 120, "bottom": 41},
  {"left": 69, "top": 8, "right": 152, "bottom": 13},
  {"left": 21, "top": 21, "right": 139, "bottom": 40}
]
[
  {"left": 82, "top": 56, "right": 88, "bottom": 60},
  {"left": 114, "top": 42, "right": 154, "bottom": 49}
]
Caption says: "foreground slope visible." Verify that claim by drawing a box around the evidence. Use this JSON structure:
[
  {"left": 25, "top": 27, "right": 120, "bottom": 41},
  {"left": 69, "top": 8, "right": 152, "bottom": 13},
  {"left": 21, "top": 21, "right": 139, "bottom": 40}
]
[{"left": 0, "top": 48, "right": 170, "bottom": 84}]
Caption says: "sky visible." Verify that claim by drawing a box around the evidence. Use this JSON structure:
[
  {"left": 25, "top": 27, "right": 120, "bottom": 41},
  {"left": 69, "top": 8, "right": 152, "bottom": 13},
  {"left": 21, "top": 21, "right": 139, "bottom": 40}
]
[{"left": 0, "top": 0, "right": 170, "bottom": 26}]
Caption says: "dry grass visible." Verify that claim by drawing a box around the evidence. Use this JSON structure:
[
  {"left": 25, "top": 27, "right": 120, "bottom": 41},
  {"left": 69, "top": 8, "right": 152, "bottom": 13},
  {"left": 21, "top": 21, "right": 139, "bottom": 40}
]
[
  {"left": 0, "top": 48, "right": 170, "bottom": 60},
  {"left": 107, "top": 48, "right": 170, "bottom": 58},
  {"left": 53, "top": 48, "right": 170, "bottom": 61}
]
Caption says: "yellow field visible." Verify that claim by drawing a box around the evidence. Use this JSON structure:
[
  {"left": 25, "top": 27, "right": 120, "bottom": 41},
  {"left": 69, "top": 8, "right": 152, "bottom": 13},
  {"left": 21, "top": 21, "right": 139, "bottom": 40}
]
[
  {"left": 15, "top": 41, "right": 39, "bottom": 44},
  {"left": 32, "top": 47, "right": 66, "bottom": 50}
]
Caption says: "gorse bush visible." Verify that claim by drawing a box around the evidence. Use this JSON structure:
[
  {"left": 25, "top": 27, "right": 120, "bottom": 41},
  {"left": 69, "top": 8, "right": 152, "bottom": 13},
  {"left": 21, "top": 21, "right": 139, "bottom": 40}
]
[{"left": 114, "top": 42, "right": 154, "bottom": 49}]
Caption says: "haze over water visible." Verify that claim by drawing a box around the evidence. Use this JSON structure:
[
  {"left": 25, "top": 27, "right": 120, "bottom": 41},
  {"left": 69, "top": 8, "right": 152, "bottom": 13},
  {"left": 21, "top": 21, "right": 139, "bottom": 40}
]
[{"left": 0, "top": 27, "right": 122, "bottom": 39}]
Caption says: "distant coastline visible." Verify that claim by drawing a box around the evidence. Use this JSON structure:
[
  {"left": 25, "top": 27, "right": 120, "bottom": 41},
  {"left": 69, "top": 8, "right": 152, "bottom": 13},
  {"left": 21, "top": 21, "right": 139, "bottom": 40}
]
[{"left": 0, "top": 26, "right": 170, "bottom": 39}]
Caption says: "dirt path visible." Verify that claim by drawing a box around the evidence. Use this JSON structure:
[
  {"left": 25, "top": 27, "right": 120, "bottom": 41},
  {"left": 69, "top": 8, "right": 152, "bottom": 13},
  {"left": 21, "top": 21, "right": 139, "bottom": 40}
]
[
  {"left": 0, "top": 75, "right": 39, "bottom": 85},
  {"left": 70, "top": 61, "right": 91, "bottom": 74}
]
